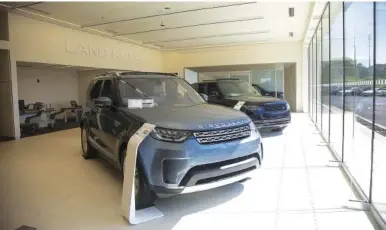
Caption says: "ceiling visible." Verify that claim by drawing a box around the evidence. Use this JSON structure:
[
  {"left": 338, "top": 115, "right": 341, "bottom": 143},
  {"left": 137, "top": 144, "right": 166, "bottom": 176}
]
[{"left": 1, "top": 1, "right": 312, "bottom": 50}]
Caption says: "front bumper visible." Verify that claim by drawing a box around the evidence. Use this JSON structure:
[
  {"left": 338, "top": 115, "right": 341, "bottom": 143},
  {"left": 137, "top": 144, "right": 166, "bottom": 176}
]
[
  {"left": 253, "top": 117, "right": 291, "bottom": 129},
  {"left": 137, "top": 129, "right": 262, "bottom": 196}
]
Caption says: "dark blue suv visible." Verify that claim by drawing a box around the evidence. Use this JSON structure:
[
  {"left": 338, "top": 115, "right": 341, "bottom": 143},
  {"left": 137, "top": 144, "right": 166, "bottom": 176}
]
[
  {"left": 193, "top": 79, "right": 291, "bottom": 131},
  {"left": 80, "top": 72, "right": 263, "bottom": 209}
]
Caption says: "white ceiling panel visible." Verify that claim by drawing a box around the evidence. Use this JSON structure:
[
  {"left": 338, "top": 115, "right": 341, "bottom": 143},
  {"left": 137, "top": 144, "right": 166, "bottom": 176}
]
[
  {"left": 156, "top": 33, "right": 273, "bottom": 49},
  {"left": 28, "top": 2, "right": 242, "bottom": 26},
  {"left": 92, "top": 2, "right": 262, "bottom": 35},
  {"left": 122, "top": 19, "right": 267, "bottom": 43},
  {"left": 8, "top": 1, "right": 312, "bottom": 50}
]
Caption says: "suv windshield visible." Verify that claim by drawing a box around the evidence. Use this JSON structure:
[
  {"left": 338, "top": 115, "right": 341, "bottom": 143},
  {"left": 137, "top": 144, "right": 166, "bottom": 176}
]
[
  {"left": 217, "top": 80, "right": 262, "bottom": 97},
  {"left": 118, "top": 76, "right": 205, "bottom": 107}
]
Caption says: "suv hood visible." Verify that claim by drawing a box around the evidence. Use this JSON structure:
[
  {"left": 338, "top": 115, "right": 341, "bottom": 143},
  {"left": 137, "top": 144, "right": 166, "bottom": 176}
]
[
  {"left": 225, "top": 95, "right": 285, "bottom": 104},
  {"left": 121, "top": 103, "right": 251, "bottom": 131}
]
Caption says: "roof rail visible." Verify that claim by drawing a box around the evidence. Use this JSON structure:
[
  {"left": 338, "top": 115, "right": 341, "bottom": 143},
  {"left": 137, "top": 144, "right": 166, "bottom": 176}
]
[
  {"left": 102, "top": 71, "right": 121, "bottom": 76},
  {"left": 119, "top": 71, "right": 177, "bottom": 76}
]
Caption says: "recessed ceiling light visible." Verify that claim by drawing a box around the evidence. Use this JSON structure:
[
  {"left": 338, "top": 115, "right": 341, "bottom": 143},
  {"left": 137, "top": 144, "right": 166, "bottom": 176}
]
[
  {"left": 289, "top": 7, "right": 294, "bottom": 17},
  {"left": 289, "top": 32, "right": 294, "bottom": 37},
  {"left": 164, "top": 7, "right": 170, "bottom": 10}
]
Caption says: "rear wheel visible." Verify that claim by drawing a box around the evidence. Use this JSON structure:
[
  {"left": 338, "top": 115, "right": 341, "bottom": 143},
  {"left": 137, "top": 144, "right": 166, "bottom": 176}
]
[
  {"left": 121, "top": 149, "right": 156, "bottom": 210},
  {"left": 81, "top": 126, "right": 97, "bottom": 159}
]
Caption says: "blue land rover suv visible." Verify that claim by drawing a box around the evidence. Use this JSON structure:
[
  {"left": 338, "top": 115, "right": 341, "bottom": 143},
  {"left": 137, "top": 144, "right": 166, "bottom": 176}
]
[
  {"left": 80, "top": 71, "right": 262, "bottom": 209},
  {"left": 192, "top": 79, "right": 291, "bottom": 131}
]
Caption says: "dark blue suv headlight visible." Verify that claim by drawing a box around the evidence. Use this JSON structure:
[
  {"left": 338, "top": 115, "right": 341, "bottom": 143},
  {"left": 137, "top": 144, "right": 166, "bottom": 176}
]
[{"left": 150, "top": 127, "right": 191, "bottom": 142}]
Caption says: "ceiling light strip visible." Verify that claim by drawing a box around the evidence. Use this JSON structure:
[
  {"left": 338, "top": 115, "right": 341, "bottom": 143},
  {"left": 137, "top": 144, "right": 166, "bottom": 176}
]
[
  {"left": 165, "top": 40, "right": 299, "bottom": 52},
  {"left": 144, "top": 30, "right": 270, "bottom": 44},
  {"left": 117, "top": 17, "right": 264, "bottom": 36},
  {"left": 15, "top": 8, "right": 81, "bottom": 28},
  {"left": 13, "top": 2, "right": 43, "bottom": 9},
  {"left": 82, "top": 1, "right": 257, "bottom": 28}
]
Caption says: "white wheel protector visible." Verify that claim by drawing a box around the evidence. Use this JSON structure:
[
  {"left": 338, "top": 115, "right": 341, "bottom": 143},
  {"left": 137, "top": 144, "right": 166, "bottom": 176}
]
[
  {"left": 233, "top": 101, "right": 245, "bottom": 110},
  {"left": 121, "top": 123, "right": 163, "bottom": 225}
]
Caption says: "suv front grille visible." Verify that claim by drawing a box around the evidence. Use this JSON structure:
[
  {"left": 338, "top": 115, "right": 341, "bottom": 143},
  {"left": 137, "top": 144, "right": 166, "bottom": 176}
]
[
  {"left": 263, "top": 103, "right": 287, "bottom": 112},
  {"left": 193, "top": 125, "right": 250, "bottom": 144}
]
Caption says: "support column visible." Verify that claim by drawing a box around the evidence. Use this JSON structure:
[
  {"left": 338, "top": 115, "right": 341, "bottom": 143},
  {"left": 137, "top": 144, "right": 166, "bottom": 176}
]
[{"left": 0, "top": 10, "right": 20, "bottom": 140}]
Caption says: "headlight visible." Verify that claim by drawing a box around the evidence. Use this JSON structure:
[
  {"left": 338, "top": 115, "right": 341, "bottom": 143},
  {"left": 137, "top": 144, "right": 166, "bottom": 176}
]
[
  {"left": 150, "top": 127, "right": 191, "bottom": 142},
  {"left": 243, "top": 105, "right": 261, "bottom": 111},
  {"left": 286, "top": 103, "right": 291, "bottom": 111}
]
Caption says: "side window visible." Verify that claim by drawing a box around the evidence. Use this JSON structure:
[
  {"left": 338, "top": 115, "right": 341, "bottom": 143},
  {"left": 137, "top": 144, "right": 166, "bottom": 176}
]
[
  {"left": 207, "top": 83, "right": 220, "bottom": 96},
  {"left": 101, "top": 80, "right": 114, "bottom": 99},
  {"left": 198, "top": 83, "right": 206, "bottom": 94},
  {"left": 90, "top": 80, "right": 103, "bottom": 100}
]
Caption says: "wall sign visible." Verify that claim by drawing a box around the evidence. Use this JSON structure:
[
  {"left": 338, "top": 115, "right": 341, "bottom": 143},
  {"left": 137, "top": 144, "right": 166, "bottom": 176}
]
[{"left": 65, "top": 41, "right": 141, "bottom": 61}]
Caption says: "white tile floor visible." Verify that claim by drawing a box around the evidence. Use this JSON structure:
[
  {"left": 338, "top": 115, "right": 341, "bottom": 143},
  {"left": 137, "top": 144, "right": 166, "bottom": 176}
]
[{"left": 0, "top": 113, "right": 381, "bottom": 230}]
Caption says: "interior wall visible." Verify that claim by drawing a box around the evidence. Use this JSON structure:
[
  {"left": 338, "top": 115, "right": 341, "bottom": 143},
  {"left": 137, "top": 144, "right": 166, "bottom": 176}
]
[
  {"left": 0, "top": 49, "right": 14, "bottom": 138},
  {"left": 164, "top": 42, "right": 303, "bottom": 111},
  {"left": 9, "top": 14, "right": 163, "bottom": 72},
  {"left": 17, "top": 66, "right": 79, "bottom": 110},
  {"left": 284, "top": 64, "right": 297, "bottom": 111}
]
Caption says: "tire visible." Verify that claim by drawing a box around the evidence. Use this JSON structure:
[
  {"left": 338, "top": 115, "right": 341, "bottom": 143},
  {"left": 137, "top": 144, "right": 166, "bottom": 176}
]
[
  {"left": 120, "top": 149, "right": 156, "bottom": 210},
  {"left": 81, "top": 126, "right": 97, "bottom": 159}
]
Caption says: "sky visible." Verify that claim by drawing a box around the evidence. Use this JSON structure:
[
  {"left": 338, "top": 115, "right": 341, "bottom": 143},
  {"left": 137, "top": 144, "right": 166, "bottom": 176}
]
[{"left": 314, "top": 2, "right": 386, "bottom": 67}]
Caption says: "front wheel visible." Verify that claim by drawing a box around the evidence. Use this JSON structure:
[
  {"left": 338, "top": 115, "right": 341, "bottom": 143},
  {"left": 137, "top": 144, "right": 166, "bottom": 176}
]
[
  {"left": 121, "top": 150, "right": 156, "bottom": 210},
  {"left": 81, "top": 126, "right": 97, "bottom": 159}
]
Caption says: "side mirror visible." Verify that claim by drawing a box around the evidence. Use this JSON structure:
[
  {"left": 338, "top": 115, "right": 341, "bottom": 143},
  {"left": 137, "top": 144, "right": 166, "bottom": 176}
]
[
  {"left": 200, "top": 93, "right": 208, "bottom": 101},
  {"left": 94, "top": 97, "right": 112, "bottom": 108}
]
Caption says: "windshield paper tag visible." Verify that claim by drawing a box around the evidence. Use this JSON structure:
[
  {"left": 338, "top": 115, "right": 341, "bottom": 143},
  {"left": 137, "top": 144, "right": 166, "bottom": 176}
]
[
  {"left": 234, "top": 101, "right": 245, "bottom": 110},
  {"left": 128, "top": 99, "right": 143, "bottom": 109},
  {"left": 142, "top": 98, "right": 155, "bottom": 108}
]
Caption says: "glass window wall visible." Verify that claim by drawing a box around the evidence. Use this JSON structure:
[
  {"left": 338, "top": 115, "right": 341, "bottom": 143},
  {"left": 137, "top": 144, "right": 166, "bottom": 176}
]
[{"left": 307, "top": 1, "right": 386, "bottom": 224}]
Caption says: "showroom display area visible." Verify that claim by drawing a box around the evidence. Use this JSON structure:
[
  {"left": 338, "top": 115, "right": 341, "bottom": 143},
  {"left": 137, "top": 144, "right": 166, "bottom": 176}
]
[
  {"left": 0, "top": 114, "right": 380, "bottom": 230},
  {"left": 1, "top": 9, "right": 308, "bottom": 140}
]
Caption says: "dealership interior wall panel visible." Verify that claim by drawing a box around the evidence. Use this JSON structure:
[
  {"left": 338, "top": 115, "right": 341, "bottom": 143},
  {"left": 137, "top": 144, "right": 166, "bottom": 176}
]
[
  {"left": 284, "top": 64, "right": 297, "bottom": 111},
  {"left": 8, "top": 14, "right": 164, "bottom": 72},
  {"left": 17, "top": 66, "right": 80, "bottom": 110}
]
